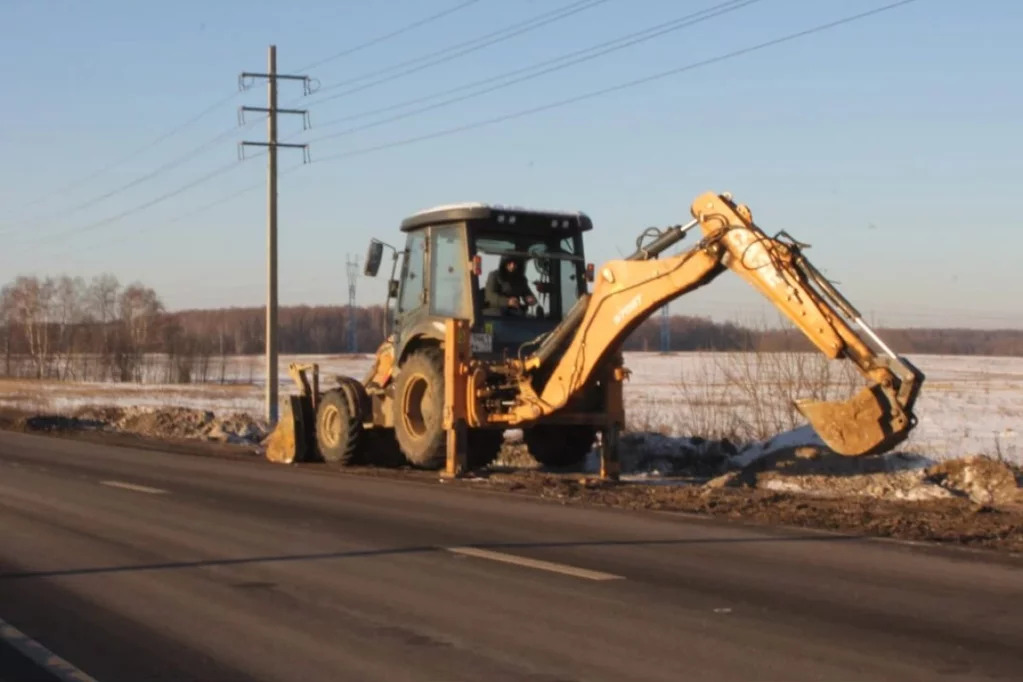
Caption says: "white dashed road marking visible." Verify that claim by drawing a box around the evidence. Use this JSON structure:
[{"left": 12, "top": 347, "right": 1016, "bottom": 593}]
[
  {"left": 99, "top": 480, "right": 167, "bottom": 495},
  {"left": 446, "top": 547, "right": 624, "bottom": 581},
  {"left": 1, "top": 616, "right": 99, "bottom": 682}
]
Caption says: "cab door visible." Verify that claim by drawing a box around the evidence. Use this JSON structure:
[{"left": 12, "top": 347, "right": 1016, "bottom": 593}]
[{"left": 428, "top": 224, "right": 471, "bottom": 320}]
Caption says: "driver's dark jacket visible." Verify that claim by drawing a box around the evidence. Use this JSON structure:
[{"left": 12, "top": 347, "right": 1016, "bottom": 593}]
[{"left": 483, "top": 270, "right": 535, "bottom": 312}]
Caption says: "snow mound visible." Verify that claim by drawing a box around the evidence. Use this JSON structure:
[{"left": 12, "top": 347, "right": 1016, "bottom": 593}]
[{"left": 729, "top": 426, "right": 825, "bottom": 468}]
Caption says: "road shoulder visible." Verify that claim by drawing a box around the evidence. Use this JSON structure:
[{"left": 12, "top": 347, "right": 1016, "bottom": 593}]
[{"left": 1, "top": 412, "right": 1021, "bottom": 557}]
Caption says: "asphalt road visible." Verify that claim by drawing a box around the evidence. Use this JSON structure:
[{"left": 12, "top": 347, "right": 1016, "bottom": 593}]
[{"left": 0, "top": 432, "right": 1020, "bottom": 682}]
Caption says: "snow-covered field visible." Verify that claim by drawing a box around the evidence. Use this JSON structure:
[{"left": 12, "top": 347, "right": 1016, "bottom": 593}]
[{"left": 1, "top": 352, "right": 1019, "bottom": 464}]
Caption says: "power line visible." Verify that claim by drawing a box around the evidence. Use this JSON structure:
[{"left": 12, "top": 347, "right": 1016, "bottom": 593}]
[
  {"left": 296, "top": 0, "right": 611, "bottom": 108},
  {"left": 295, "top": 0, "right": 485, "bottom": 73},
  {"left": 13, "top": 0, "right": 919, "bottom": 263},
  {"left": 0, "top": 114, "right": 266, "bottom": 238},
  {"left": 298, "top": 0, "right": 763, "bottom": 146},
  {"left": 3, "top": 3, "right": 487, "bottom": 237},
  {"left": 38, "top": 155, "right": 310, "bottom": 264},
  {"left": 5, "top": 90, "right": 242, "bottom": 219},
  {"left": 312, "top": 0, "right": 923, "bottom": 166},
  {"left": 46, "top": 154, "right": 310, "bottom": 263},
  {"left": 298, "top": 0, "right": 760, "bottom": 136},
  {"left": 310, "top": 0, "right": 604, "bottom": 93},
  {"left": 7, "top": 158, "right": 252, "bottom": 252}
]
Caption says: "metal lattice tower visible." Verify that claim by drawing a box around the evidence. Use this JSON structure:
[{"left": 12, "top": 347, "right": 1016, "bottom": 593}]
[
  {"left": 346, "top": 254, "right": 359, "bottom": 353},
  {"left": 660, "top": 304, "right": 670, "bottom": 352},
  {"left": 657, "top": 236, "right": 690, "bottom": 352}
]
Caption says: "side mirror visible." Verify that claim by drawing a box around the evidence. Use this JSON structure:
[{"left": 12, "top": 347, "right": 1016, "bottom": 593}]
[
  {"left": 364, "top": 239, "right": 384, "bottom": 277},
  {"left": 387, "top": 279, "right": 399, "bottom": 299}
]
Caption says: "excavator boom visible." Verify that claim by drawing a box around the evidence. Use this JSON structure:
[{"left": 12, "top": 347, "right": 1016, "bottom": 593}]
[{"left": 514, "top": 192, "right": 923, "bottom": 456}]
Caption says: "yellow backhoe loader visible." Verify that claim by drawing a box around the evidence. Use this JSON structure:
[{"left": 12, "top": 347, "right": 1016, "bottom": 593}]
[{"left": 265, "top": 191, "right": 924, "bottom": 479}]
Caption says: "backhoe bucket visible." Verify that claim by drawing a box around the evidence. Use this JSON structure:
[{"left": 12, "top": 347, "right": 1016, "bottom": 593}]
[
  {"left": 264, "top": 395, "right": 316, "bottom": 464},
  {"left": 795, "top": 383, "right": 910, "bottom": 456}
]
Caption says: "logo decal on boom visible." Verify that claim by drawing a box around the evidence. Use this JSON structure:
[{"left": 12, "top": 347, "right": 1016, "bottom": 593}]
[{"left": 613, "top": 294, "right": 643, "bottom": 326}]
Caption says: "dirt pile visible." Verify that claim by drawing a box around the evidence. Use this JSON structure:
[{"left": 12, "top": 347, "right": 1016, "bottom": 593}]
[
  {"left": 596, "top": 427, "right": 1021, "bottom": 509},
  {"left": 925, "top": 456, "right": 1020, "bottom": 506},
  {"left": 705, "top": 446, "right": 1021, "bottom": 508},
  {"left": 739, "top": 449, "right": 953, "bottom": 501},
  {"left": 492, "top": 431, "right": 539, "bottom": 470},
  {"left": 24, "top": 406, "right": 268, "bottom": 446}
]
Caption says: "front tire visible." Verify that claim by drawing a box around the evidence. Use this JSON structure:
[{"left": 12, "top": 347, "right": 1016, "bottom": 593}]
[{"left": 316, "top": 390, "right": 361, "bottom": 465}]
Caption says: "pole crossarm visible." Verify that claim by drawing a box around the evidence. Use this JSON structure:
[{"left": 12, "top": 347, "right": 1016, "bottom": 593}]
[
  {"left": 238, "top": 141, "right": 311, "bottom": 163},
  {"left": 239, "top": 72, "right": 313, "bottom": 95},
  {"left": 239, "top": 98, "right": 310, "bottom": 129},
  {"left": 241, "top": 106, "right": 308, "bottom": 115}
]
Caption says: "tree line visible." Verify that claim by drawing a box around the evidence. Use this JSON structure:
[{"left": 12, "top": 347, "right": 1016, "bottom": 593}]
[
  {"left": 1, "top": 273, "right": 1020, "bottom": 383},
  {"left": 1, "top": 274, "right": 162, "bottom": 381}
]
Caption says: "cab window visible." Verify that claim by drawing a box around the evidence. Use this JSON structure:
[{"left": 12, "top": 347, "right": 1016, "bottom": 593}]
[{"left": 475, "top": 233, "right": 582, "bottom": 319}]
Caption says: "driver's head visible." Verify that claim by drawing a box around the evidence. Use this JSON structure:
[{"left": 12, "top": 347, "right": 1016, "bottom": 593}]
[{"left": 500, "top": 255, "right": 524, "bottom": 275}]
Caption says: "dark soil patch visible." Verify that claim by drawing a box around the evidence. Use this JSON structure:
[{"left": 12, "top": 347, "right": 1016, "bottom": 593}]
[
  {"left": 24, "top": 415, "right": 107, "bottom": 432},
  {"left": 449, "top": 471, "right": 1023, "bottom": 553}
]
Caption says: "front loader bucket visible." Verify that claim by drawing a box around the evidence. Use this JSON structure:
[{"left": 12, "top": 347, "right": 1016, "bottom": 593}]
[
  {"left": 795, "top": 383, "right": 911, "bottom": 456},
  {"left": 264, "top": 396, "right": 316, "bottom": 464}
]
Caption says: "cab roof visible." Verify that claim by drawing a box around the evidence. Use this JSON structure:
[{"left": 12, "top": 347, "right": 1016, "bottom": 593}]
[{"left": 400, "top": 202, "right": 592, "bottom": 233}]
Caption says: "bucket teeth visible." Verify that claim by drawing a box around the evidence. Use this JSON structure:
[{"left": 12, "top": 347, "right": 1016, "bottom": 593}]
[{"left": 795, "top": 384, "right": 910, "bottom": 456}]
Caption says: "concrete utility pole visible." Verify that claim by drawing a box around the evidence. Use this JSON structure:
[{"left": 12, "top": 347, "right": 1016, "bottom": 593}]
[
  {"left": 346, "top": 254, "right": 359, "bottom": 354},
  {"left": 239, "top": 45, "right": 312, "bottom": 425}
]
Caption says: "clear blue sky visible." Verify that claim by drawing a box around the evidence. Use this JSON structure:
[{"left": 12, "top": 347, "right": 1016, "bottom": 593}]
[{"left": 1, "top": 0, "right": 1019, "bottom": 328}]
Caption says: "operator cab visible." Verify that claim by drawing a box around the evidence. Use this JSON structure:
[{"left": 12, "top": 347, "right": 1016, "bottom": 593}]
[{"left": 364, "top": 202, "right": 593, "bottom": 358}]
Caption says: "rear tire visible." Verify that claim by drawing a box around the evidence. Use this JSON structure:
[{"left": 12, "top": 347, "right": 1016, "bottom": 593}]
[
  {"left": 361, "top": 428, "right": 406, "bottom": 468},
  {"left": 392, "top": 348, "right": 446, "bottom": 468},
  {"left": 524, "top": 424, "right": 595, "bottom": 468},
  {"left": 467, "top": 429, "right": 505, "bottom": 470},
  {"left": 315, "top": 390, "right": 361, "bottom": 465}
]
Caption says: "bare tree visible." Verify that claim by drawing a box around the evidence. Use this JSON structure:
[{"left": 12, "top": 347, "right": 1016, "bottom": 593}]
[
  {"left": 88, "top": 274, "right": 120, "bottom": 379},
  {"left": 118, "top": 282, "right": 163, "bottom": 382},
  {"left": 0, "top": 288, "right": 13, "bottom": 377},
  {"left": 1, "top": 276, "right": 56, "bottom": 378},
  {"left": 53, "top": 275, "right": 87, "bottom": 379}
]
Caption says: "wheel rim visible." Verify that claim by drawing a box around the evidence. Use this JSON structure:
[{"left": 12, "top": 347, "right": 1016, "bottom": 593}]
[
  {"left": 320, "top": 404, "right": 342, "bottom": 448},
  {"left": 401, "top": 373, "right": 431, "bottom": 440}
]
